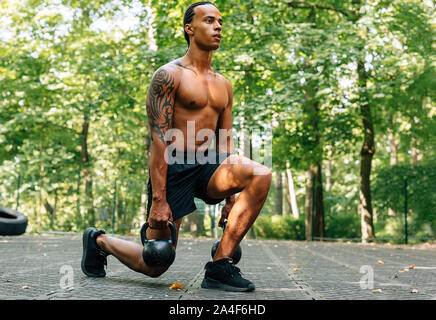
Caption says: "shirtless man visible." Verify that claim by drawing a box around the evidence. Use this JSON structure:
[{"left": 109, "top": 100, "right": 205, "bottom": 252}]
[{"left": 81, "top": 1, "right": 271, "bottom": 292}]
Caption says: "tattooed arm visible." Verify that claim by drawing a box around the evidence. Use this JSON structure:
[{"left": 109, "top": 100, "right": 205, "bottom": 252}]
[{"left": 146, "top": 65, "right": 179, "bottom": 229}]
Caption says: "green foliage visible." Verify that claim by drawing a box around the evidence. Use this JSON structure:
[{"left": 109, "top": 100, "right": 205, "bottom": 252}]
[
  {"left": 324, "top": 212, "right": 361, "bottom": 239},
  {"left": 254, "top": 215, "right": 305, "bottom": 240},
  {"left": 0, "top": 0, "right": 434, "bottom": 241},
  {"left": 373, "top": 162, "right": 436, "bottom": 233},
  {"left": 375, "top": 216, "right": 434, "bottom": 244}
]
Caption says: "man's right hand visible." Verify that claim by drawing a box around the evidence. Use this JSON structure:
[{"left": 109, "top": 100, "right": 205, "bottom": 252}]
[{"left": 148, "top": 200, "right": 173, "bottom": 229}]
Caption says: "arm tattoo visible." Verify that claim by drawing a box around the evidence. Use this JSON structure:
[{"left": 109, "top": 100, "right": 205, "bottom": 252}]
[{"left": 146, "top": 68, "right": 176, "bottom": 143}]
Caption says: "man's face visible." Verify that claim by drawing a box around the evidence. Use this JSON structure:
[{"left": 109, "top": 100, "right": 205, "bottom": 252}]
[{"left": 188, "top": 4, "right": 223, "bottom": 50}]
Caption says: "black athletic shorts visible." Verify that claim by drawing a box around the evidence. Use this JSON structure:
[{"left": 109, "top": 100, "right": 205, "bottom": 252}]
[{"left": 147, "top": 150, "right": 232, "bottom": 221}]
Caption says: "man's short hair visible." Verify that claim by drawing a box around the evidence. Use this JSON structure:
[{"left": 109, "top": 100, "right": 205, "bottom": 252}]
[{"left": 183, "top": 1, "right": 216, "bottom": 47}]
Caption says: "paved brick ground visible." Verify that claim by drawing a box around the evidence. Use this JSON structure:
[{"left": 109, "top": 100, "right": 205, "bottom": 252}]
[{"left": 0, "top": 235, "right": 435, "bottom": 300}]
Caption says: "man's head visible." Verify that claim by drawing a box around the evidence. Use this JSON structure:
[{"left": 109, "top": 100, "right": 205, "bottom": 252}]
[{"left": 183, "top": 1, "right": 222, "bottom": 50}]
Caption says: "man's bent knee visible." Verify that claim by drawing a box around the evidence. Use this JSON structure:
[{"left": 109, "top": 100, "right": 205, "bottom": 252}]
[
  {"left": 252, "top": 166, "right": 272, "bottom": 191},
  {"left": 253, "top": 164, "right": 272, "bottom": 178},
  {"left": 135, "top": 256, "right": 171, "bottom": 278},
  {"left": 139, "top": 264, "right": 170, "bottom": 278}
]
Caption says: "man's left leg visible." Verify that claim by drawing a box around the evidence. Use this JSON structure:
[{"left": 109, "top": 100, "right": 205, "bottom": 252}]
[
  {"left": 207, "top": 154, "right": 271, "bottom": 261},
  {"left": 201, "top": 154, "right": 271, "bottom": 291}
]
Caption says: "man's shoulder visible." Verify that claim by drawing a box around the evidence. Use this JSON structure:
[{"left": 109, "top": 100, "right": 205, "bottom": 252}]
[
  {"left": 214, "top": 71, "right": 232, "bottom": 91},
  {"left": 149, "top": 61, "right": 183, "bottom": 90},
  {"left": 153, "top": 60, "right": 181, "bottom": 77}
]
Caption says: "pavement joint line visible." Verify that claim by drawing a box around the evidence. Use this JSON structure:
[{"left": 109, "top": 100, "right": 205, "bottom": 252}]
[
  {"left": 36, "top": 249, "right": 146, "bottom": 299},
  {"left": 359, "top": 243, "right": 436, "bottom": 256},
  {"left": 37, "top": 280, "right": 91, "bottom": 300},
  {"left": 330, "top": 244, "right": 435, "bottom": 267},
  {"left": 260, "top": 242, "right": 320, "bottom": 300},
  {"left": 296, "top": 243, "right": 384, "bottom": 273},
  {"left": 41, "top": 265, "right": 153, "bottom": 300},
  {"left": 178, "top": 267, "right": 205, "bottom": 299},
  {"left": 0, "top": 258, "right": 79, "bottom": 278},
  {"left": 294, "top": 244, "right": 432, "bottom": 297},
  {"left": 0, "top": 255, "right": 42, "bottom": 263},
  {"left": 320, "top": 245, "right": 409, "bottom": 267}
]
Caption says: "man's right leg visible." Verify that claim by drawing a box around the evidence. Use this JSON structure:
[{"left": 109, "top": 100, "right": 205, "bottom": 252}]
[{"left": 94, "top": 218, "right": 182, "bottom": 278}]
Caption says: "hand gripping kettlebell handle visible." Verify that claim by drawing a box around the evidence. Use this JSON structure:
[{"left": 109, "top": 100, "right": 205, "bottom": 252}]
[{"left": 140, "top": 220, "right": 177, "bottom": 245}]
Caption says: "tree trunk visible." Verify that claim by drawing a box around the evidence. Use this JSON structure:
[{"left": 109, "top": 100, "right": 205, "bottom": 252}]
[
  {"left": 283, "top": 171, "right": 291, "bottom": 216},
  {"left": 194, "top": 210, "right": 205, "bottom": 236},
  {"left": 358, "top": 59, "right": 376, "bottom": 243},
  {"left": 305, "top": 164, "right": 325, "bottom": 240},
  {"left": 275, "top": 171, "right": 283, "bottom": 215},
  {"left": 45, "top": 199, "right": 54, "bottom": 230},
  {"left": 305, "top": 170, "right": 313, "bottom": 241},
  {"left": 325, "top": 148, "right": 333, "bottom": 192},
  {"left": 286, "top": 161, "right": 299, "bottom": 219},
  {"left": 38, "top": 139, "right": 44, "bottom": 232},
  {"left": 388, "top": 118, "right": 398, "bottom": 217},
  {"left": 359, "top": 121, "right": 376, "bottom": 243},
  {"left": 54, "top": 188, "right": 58, "bottom": 224},
  {"left": 312, "top": 164, "right": 325, "bottom": 239},
  {"left": 388, "top": 132, "right": 398, "bottom": 166},
  {"left": 303, "top": 90, "right": 325, "bottom": 240},
  {"left": 205, "top": 205, "right": 218, "bottom": 238},
  {"left": 140, "top": 181, "right": 147, "bottom": 226},
  {"left": 146, "top": 0, "right": 158, "bottom": 52},
  {"left": 75, "top": 170, "right": 82, "bottom": 228},
  {"left": 81, "top": 113, "right": 95, "bottom": 226},
  {"left": 114, "top": 182, "right": 119, "bottom": 232},
  {"left": 140, "top": 132, "right": 151, "bottom": 226}
]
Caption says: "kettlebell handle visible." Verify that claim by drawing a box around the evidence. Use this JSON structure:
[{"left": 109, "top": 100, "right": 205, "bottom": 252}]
[{"left": 140, "top": 220, "right": 176, "bottom": 245}]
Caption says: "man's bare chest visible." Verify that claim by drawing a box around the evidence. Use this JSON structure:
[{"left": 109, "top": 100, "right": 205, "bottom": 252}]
[{"left": 175, "top": 75, "right": 228, "bottom": 113}]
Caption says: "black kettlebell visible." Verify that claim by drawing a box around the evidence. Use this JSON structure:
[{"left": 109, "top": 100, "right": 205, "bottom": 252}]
[
  {"left": 211, "top": 220, "right": 242, "bottom": 264},
  {"left": 140, "top": 220, "right": 176, "bottom": 268}
]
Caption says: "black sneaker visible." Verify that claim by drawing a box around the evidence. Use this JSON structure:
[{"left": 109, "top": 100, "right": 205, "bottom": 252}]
[
  {"left": 81, "top": 227, "right": 109, "bottom": 277},
  {"left": 201, "top": 258, "right": 255, "bottom": 292}
]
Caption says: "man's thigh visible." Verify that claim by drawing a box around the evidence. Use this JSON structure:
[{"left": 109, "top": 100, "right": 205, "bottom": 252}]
[{"left": 206, "top": 154, "right": 268, "bottom": 199}]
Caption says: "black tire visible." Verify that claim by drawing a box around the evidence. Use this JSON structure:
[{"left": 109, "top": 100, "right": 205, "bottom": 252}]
[{"left": 0, "top": 206, "right": 28, "bottom": 236}]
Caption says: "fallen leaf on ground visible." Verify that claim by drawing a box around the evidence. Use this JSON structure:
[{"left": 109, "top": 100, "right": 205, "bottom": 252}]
[
  {"left": 377, "top": 260, "right": 384, "bottom": 264},
  {"left": 21, "top": 286, "right": 30, "bottom": 289},
  {"left": 411, "top": 289, "right": 418, "bottom": 293},
  {"left": 408, "top": 264, "right": 416, "bottom": 269},
  {"left": 370, "top": 289, "right": 383, "bottom": 293},
  {"left": 169, "top": 283, "right": 183, "bottom": 290}
]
